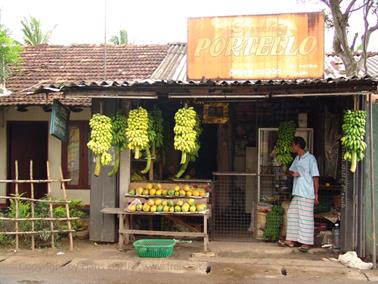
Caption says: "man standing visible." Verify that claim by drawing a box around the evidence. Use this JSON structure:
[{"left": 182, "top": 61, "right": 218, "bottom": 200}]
[{"left": 278, "top": 136, "right": 319, "bottom": 252}]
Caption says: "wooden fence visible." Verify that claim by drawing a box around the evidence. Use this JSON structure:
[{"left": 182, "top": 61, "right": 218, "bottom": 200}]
[{"left": 0, "top": 160, "right": 78, "bottom": 251}]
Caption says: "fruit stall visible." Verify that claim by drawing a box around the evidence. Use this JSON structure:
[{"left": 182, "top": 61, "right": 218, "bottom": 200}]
[{"left": 102, "top": 181, "right": 211, "bottom": 251}]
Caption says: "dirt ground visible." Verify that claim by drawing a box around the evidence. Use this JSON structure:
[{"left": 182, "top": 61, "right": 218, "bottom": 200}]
[{"left": 0, "top": 239, "right": 377, "bottom": 284}]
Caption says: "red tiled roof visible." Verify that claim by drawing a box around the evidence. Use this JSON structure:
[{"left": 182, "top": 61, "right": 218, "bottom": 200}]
[{"left": 0, "top": 44, "right": 169, "bottom": 106}]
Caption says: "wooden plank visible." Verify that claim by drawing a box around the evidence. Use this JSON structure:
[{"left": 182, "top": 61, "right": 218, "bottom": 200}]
[
  {"left": 101, "top": 208, "right": 124, "bottom": 214},
  {"left": 120, "top": 229, "right": 206, "bottom": 238},
  {"left": 89, "top": 99, "right": 118, "bottom": 243}
]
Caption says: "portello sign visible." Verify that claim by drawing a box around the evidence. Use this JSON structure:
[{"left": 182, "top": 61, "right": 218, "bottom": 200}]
[
  {"left": 187, "top": 12, "right": 324, "bottom": 80},
  {"left": 194, "top": 36, "right": 318, "bottom": 57}
]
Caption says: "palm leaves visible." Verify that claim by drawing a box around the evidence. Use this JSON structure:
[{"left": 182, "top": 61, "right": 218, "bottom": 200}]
[
  {"left": 21, "top": 16, "right": 55, "bottom": 46},
  {"left": 110, "top": 29, "right": 128, "bottom": 45}
]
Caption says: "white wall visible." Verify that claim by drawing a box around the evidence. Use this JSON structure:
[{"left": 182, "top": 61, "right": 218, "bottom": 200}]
[{"left": 0, "top": 106, "right": 91, "bottom": 205}]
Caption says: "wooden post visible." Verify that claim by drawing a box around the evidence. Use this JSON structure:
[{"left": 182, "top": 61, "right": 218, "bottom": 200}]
[
  {"left": 46, "top": 161, "right": 55, "bottom": 249},
  {"left": 204, "top": 214, "right": 208, "bottom": 252},
  {"left": 29, "top": 160, "right": 35, "bottom": 250},
  {"left": 14, "top": 161, "right": 19, "bottom": 250},
  {"left": 59, "top": 167, "right": 74, "bottom": 251}
]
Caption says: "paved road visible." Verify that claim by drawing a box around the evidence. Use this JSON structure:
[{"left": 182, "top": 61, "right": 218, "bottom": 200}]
[{"left": 0, "top": 258, "right": 375, "bottom": 284}]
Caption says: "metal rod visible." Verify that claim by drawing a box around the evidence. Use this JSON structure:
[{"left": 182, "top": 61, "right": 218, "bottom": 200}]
[{"left": 369, "top": 93, "right": 376, "bottom": 268}]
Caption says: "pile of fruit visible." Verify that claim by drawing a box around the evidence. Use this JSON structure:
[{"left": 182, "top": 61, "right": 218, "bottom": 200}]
[
  {"left": 128, "top": 183, "right": 207, "bottom": 198},
  {"left": 126, "top": 198, "right": 207, "bottom": 213},
  {"left": 341, "top": 110, "right": 367, "bottom": 173}
]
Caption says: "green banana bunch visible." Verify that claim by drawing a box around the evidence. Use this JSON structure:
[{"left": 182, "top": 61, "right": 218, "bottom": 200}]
[
  {"left": 107, "top": 113, "right": 128, "bottom": 177},
  {"left": 174, "top": 106, "right": 202, "bottom": 178},
  {"left": 126, "top": 107, "right": 149, "bottom": 160},
  {"left": 151, "top": 107, "right": 164, "bottom": 154},
  {"left": 275, "top": 121, "right": 296, "bottom": 167},
  {"left": 87, "top": 113, "right": 113, "bottom": 177},
  {"left": 140, "top": 107, "right": 164, "bottom": 175},
  {"left": 341, "top": 110, "right": 367, "bottom": 173}
]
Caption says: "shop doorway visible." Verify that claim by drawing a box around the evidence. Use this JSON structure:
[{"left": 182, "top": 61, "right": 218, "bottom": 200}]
[
  {"left": 7, "top": 121, "right": 48, "bottom": 199},
  {"left": 194, "top": 124, "right": 218, "bottom": 179}
]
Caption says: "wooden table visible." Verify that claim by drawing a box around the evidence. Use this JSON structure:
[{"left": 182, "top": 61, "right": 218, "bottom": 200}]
[{"left": 101, "top": 207, "right": 210, "bottom": 251}]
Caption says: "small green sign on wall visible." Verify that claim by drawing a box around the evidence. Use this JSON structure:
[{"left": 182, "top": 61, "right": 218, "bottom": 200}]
[{"left": 50, "top": 99, "right": 70, "bottom": 141}]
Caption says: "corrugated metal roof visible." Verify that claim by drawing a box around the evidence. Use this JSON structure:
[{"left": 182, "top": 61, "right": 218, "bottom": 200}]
[
  {"left": 150, "top": 43, "right": 186, "bottom": 81},
  {"left": 152, "top": 43, "right": 378, "bottom": 81}
]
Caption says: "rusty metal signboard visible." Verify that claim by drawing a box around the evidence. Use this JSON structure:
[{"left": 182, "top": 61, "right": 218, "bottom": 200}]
[{"left": 187, "top": 12, "right": 324, "bottom": 80}]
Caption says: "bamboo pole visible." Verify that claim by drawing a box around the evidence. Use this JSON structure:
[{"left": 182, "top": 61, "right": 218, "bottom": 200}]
[
  {"left": 29, "top": 160, "right": 35, "bottom": 250},
  {"left": 0, "top": 179, "right": 71, "bottom": 183},
  {"left": 60, "top": 167, "right": 74, "bottom": 251},
  {"left": 14, "top": 161, "right": 19, "bottom": 250},
  {"left": 0, "top": 196, "right": 70, "bottom": 204},
  {"left": 46, "top": 161, "right": 55, "bottom": 249},
  {"left": 0, "top": 217, "right": 78, "bottom": 221},
  {"left": 0, "top": 229, "right": 75, "bottom": 235}
]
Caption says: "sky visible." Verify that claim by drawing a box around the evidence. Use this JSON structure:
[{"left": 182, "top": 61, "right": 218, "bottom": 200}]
[{"left": 0, "top": 0, "right": 376, "bottom": 52}]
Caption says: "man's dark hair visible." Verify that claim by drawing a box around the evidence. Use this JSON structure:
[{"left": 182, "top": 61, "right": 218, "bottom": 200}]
[{"left": 293, "top": 136, "right": 306, "bottom": 150}]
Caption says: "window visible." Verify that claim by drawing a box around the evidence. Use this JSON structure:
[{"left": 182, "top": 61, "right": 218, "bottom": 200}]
[{"left": 62, "top": 121, "right": 89, "bottom": 189}]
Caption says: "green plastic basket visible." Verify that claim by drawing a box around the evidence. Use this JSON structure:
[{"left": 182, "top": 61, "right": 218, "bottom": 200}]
[{"left": 133, "top": 239, "right": 176, "bottom": 258}]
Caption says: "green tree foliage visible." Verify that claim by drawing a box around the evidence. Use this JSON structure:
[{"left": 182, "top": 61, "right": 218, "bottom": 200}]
[
  {"left": 0, "top": 28, "right": 22, "bottom": 83},
  {"left": 110, "top": 29, "right": 128, "bottom": 45},
  {"left": 21, "top": 16, "right": 55, "bottom": 46}
]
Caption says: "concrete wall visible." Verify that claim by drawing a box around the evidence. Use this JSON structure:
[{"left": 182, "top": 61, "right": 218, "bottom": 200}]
[{"left": 0, "top": 106, "right": 91, "bottom": 205}]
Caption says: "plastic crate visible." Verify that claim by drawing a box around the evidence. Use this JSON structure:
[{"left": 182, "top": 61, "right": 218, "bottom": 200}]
[{"left": 133, "top": 239, "right": 176, "bottom": 258}]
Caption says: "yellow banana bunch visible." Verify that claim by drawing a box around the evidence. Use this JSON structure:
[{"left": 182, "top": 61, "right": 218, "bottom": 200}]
[
  {"left": 87, "top": 113, "right": 113, "bottom": 176},
  {"left": 341, "top": 110, "right": 367, "bottom": 173},
  {"left": 126, "top": 107, "right": 149, "bottom": 159},
  {"left": 174, "top": 106, "right": 198, "bottom": 165}
]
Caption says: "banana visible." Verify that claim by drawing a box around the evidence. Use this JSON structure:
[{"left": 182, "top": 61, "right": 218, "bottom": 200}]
[
  {"left": 87, "top": 113, "right": 113, "bottom": 176},
  {"left": 341, "top": 110, "right": 367, "bottom": 173}
]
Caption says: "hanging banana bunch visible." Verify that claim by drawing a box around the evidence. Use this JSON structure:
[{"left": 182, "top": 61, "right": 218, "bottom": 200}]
[
  {"left": 174, "top": 106, "right": 201, "bottom": 178},
  {"left": 140, "top": 107, "right": 164, "bottom": 174},
  {"left": 150, "top": 107, "right": 164, "bottom": 157},
  {"left": 140, "top": 113, "right": 155, "bottom": 174},
  {"left": 107, "top": 113, "right": 128, "bottom": 177},
  {"left": 87, "top": 114, "right": 113, "bottom": 177},
  {"left": 275, "top": 121, "right": 296, "bottom": 167},
  {"left": 341, "top": 110, "right": 367, "bottom": 173},
  {"left": 125, "top": 107, "right": 149, "bottom": 160}
]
